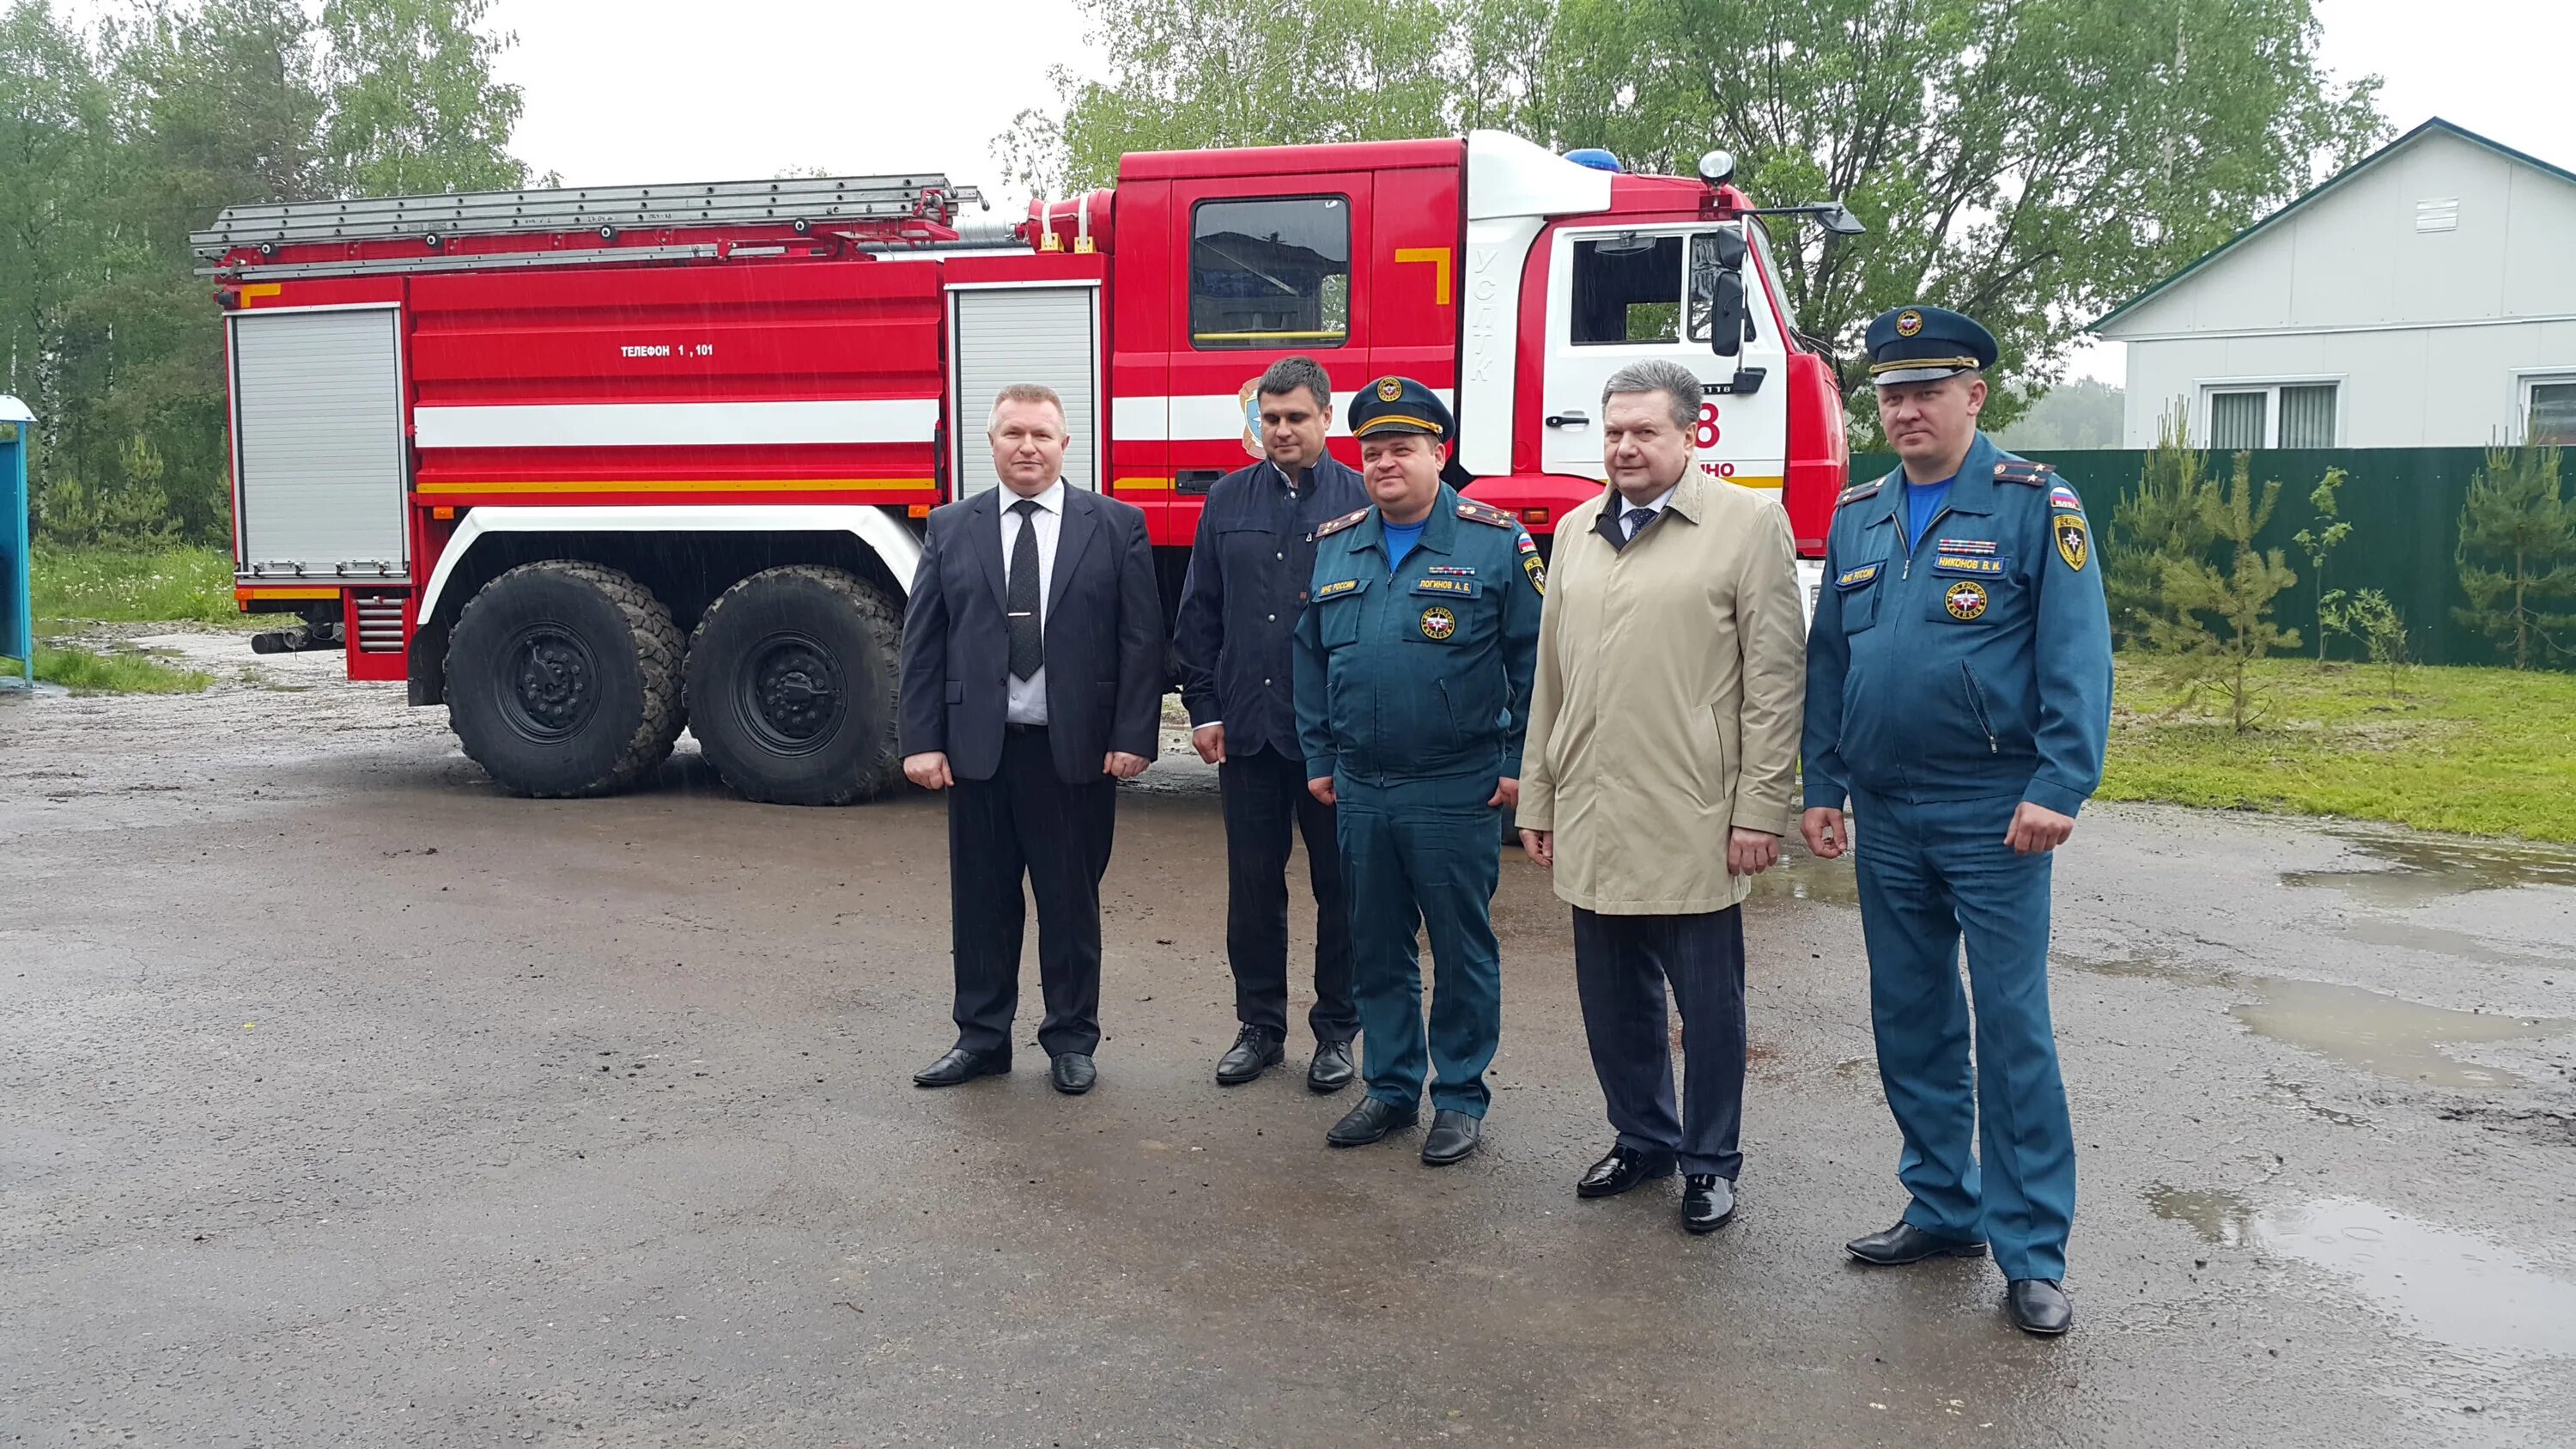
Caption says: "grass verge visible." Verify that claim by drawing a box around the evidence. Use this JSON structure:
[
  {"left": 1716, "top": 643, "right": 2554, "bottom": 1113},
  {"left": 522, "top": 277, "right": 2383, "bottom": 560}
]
[
  {"left": 2100, "top": 658, "right": 2576, "bottom": 843},
  {"left": 32, "top": 644, "right": 213, "bottom": 695},
  {"left": 32, "top": 544, "right": 285, "bottom": 627}
]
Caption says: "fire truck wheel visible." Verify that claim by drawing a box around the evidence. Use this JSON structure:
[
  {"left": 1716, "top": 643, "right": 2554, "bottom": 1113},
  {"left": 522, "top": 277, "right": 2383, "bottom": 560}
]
[
  {"left": 683, "top": 566, "right": 903, "bottom": 806},
  {"left": 445, "top": 561, "right": 686, "bottom": 798}
]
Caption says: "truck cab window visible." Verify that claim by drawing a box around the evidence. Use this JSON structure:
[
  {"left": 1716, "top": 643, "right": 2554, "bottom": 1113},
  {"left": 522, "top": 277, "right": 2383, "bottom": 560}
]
[
  {"left": 1191, "top": 197, "right": 1351, "bottom": 350},
  {"left": 1572, "top": 234, "right": 1685, "bottom": 344}
]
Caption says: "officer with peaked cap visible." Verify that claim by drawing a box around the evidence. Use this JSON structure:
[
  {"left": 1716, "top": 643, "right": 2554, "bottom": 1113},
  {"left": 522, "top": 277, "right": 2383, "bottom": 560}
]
[
  {"left": 1800, "top": 306, "right": 2111, "bottom": 1336},
  {"left": 1293, "top": 376, "right": 1542, "bottom": 1166}
]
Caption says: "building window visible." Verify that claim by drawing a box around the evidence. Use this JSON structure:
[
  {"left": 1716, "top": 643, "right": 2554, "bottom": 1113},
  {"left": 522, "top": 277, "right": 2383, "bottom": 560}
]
[
  {"left": 2279, "top": 385, "right": 2337, "bottom": 447},
  {"left": 1573, "top": 234, "right": 1686, "bottom": 344},
  {"left": 2208, "top": 390, "right": 2267, "bottom": 450},
  {"left": 1190, "top": 197, "right": 1350, "bottom": 350},
  {"left": 2205, "top": 381, "right": 2337, "bottom": 448},
  {"left": 2525, "top": 376, "right": 2576, "bottom": 446}
]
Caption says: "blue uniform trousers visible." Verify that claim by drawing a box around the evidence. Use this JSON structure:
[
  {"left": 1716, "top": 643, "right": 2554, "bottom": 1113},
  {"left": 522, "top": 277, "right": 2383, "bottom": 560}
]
[
  {"left": 1336, "top": 784, "right": 1504, "bottom": 1117},
  {"left": 1852, "top": 788, "right": 2075, "bottom": 1282}
]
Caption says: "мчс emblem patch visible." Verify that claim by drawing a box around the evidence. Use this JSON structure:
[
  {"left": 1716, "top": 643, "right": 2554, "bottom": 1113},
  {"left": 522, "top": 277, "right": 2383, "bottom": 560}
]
[
  {"left": 1376, "top": 377, "right": 1404, "bottom": 402},
  {"left": 1419, "top": 605, "right": 1457, "bottom": 641},
  {"left": 2054, "top": 514, "right": 2089, "bottom": 571},
  {"left": 1896, "top": 309, "right": 1923, "bottom": 338},
  {"left": 1521, "top": 552, "right": 1546, "bottom": 596},
  {"left": 1944, "top": 580, "right": 1990, "bottom": 620}
]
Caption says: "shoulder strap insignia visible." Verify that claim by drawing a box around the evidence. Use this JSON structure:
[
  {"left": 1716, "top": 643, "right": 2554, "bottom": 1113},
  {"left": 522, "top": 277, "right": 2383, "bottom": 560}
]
[
  {"left": 1314, "top": 507, "right": 1370, "bottom": 539},
  {"left": 1992, "top": 459, "right": 2057, "bottom": 487},
  {"left": 1838, "top": 479, "right": 1882, "bottom": 504},
  {"left": 1455, "top": 498, "right": 1516, "bottom": 528}
]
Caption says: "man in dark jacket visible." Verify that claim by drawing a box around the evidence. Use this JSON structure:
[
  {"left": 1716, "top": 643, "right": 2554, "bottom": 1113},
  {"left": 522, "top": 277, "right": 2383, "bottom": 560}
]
[
  {"left": 1174, "top": 356, "right": 1369, "bottom": 1092},
  {"left": 899, "top": 383, "right": 1165, "bottom": 1098}
]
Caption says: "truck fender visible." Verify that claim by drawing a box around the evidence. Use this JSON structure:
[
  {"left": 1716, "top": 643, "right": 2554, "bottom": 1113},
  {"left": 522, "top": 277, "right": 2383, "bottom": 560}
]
[{"left": 416, "top": 503, "right": 925, "bottom": 626}]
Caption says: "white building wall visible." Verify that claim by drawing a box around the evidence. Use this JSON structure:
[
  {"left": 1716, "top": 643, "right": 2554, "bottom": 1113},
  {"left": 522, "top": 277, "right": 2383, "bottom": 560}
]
[{"left": 2106, "top": 128, "right": 2576, "bottom": 447}]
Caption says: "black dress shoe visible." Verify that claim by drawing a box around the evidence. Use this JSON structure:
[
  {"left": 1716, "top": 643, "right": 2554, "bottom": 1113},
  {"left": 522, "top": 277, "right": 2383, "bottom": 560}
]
[
  {"left": 1049, "top": 1052, "right": 1097, "bottom": 1095},
  {"left": 1682, "top": 1175, "right": 1736, "bottom": 1233},
  {"left": 2005, "top": 1279, "right": 2073, "bottom": 1336},
  {"left": 1419, "top": 1109, "right": 1482, "bottom": 1166},
  {"left": 1306, "top": 1039, "right": 1356, "bottom": 1093},
  {"left": 1326, "top": 1096, "right": 1417, "bottom": 1147},
  {"left": 1215, "top": 1026, "right": 1285, "bottom": 1085},
  {"left": 1577, "top": 1144, "right": 1677, "bottom": 1198},
  {"left": 913, "top": 1046, "right": 1009, "bottom": 1087},
  {"left": 1845, "top": 1221, "right": 1989, "bottom": 1266}
]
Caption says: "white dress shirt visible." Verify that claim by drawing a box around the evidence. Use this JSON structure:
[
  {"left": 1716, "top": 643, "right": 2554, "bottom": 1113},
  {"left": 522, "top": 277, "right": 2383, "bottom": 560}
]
[
  {"left": 1000, "top": 478, "right": 1066, "bottom": 726},
  {"left": 1619, "top": 482, "right": 1680, "bottom": 539}
]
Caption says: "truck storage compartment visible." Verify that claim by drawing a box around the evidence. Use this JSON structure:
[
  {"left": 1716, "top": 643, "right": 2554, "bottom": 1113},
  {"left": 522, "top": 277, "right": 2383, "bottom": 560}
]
[{"left": 228, "top": 306, "right": 408, "bottom": 580}]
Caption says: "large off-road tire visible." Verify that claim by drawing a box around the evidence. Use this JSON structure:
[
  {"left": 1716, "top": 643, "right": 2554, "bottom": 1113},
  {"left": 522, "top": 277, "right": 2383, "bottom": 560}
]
[
  {"left": 683, "top": 565, "right": 903, "bottom": 806},
  {"left": 445, "top": 561, "right": 685, "bottom": 798}
]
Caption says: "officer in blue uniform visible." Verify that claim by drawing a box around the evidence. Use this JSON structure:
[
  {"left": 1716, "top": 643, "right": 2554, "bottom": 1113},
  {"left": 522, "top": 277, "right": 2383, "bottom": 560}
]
[
  {"left": 1293, "top": 376, "right": 1543, "bottom": 1166},
  {"left": 1800, "top": 307, "right": 2111, "bottom": 1337}
]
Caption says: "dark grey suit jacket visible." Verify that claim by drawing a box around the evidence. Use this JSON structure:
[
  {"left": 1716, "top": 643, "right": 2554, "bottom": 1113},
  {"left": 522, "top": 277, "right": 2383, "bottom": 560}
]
[{"left": 898, "top": 484, "right": 1166, "bottom": 784}]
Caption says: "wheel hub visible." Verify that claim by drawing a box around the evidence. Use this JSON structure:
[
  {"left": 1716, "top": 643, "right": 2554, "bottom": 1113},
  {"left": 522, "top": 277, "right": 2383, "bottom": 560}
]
[
  {"left": 743, "top": 632, "right": 843, "bottom": 752},
  {"left": 499, "top": 625, "right": 600, "bottom": 742}
]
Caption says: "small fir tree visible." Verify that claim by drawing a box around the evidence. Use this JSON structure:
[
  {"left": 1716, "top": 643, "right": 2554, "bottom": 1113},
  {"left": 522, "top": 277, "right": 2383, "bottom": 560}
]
[
  {"left": 2146, "top": 452, "right": 2301, "bottom": 731},
  {"left": 2292, "top": 466, "right": 2351, "bottom": 661},
  {"left": 2108, "top": 405, "right": 2217, "bottom": 650},
  {"left": 2453, "top": 446, "right": 2575, "bottom": 669}
]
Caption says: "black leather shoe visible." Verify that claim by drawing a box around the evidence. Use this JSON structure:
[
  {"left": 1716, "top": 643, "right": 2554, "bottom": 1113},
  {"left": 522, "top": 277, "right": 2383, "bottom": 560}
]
[
  {"left": 1306, "top": 1040, "right": 1356, "bottom": 1093},
  {"left": 1326, "top": 1096, "right": 1417, "bottom": 1147},
  {"left": 1577, "top": 1144, "right": 1677, "bottom": 1198},
  {"left": 1845, "top": 1221, "right": 1989, "bottom": 1266},
  {"left": 1049, "top": 1052, "right": 1097, "bottom": 1095},
  {"left": 1682, "top": 1175, "right": 1736, "bottom": 1233},
  {"left": 1215, "top": 1026, "right": 1285, "bottom": 1085},
  {"left": 913, "top": 1047, "right": 1009, "bottom": 1087},
  {"left": 1419, "top": 1109, "right": 1482, "bottom": 1166},
  {"left": 2005, "top": 1279, "right": 2073, "bottom": 1336}
]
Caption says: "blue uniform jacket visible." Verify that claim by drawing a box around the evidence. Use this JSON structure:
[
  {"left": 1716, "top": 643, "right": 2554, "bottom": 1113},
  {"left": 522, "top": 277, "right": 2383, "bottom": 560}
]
[
  {"left": 1171, "top": 455, "right": 1368, "bottom": 759},
  {"left": 1801, "top": 432, "right": 2111, "bottom": 817},
  {"left": 1292, "top": 484, "right": 1544, "bottom": 792}
]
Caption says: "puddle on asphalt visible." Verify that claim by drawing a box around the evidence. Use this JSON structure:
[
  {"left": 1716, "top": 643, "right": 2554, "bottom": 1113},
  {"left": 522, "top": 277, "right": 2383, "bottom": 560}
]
[
  {"left": 1751, "top": 850, "right": 1860, "bottom": 905},
  {"left": 2060, "top": 955, "right": 2564, "bottom": 1090},
  {"left": 2229, "top": 978, "right": 2565, "bottom": 1090},
  {"left": 2282, "top": 828, "right": 2576, "bottom": 905},
  {"left": 2150, "top": 1188, "right": 2576, "bottom": 1364}
]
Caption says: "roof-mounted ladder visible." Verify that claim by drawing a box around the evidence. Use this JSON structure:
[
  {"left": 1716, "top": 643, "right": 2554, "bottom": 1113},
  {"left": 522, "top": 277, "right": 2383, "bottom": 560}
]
[{"left": 191, "top": 172, "right": 988, "bottom": 261}]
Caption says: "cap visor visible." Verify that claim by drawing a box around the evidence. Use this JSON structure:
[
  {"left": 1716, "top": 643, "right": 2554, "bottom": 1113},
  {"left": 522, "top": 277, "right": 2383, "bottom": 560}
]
[
  {"left": 1872, "top": 364, "right": 1974, "bottom": 387},
  {"left": 1353, "top": 418, "right": 1446, "bottom": 438}
]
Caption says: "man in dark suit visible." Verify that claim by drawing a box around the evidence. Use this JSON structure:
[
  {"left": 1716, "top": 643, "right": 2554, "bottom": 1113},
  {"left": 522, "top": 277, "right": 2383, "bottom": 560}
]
[
  {"left": 1173, "top": 356, "right": 1368, "bottom": 1093},
  {"left": 899, "top": 383, "right": 1166, "bottom": 1096}
]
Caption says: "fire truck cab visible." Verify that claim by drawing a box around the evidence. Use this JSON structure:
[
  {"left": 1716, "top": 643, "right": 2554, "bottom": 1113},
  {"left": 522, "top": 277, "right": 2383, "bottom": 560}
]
[{"left": 199, "top": 131, "right": 1852, "bottom": 806}]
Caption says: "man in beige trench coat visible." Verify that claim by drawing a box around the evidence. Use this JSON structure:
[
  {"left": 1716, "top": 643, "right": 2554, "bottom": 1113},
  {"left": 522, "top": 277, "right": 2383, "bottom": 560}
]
[{"left": 1516, "top": 358, "right": 1807, "bottom": 1236}]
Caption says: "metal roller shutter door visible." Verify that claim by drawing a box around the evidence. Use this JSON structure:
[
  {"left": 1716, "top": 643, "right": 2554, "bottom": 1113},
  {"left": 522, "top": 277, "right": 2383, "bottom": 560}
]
[
  {"left": 229, "top": 307, "right": 407, "bottom": 576},
  {"left": 951, "top": 287, "right": 1100, "bottom": 496}
]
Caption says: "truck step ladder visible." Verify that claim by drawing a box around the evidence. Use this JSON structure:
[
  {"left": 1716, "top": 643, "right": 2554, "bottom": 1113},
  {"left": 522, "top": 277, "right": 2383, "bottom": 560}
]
[{"left": 193, "top": 172, "right": 988, "bottom": 265}]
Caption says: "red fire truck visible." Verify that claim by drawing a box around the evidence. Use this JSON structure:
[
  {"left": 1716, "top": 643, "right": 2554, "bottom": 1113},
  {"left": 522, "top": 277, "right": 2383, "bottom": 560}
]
[{"left": 199, "top": 131, "right": 1857, "bottom": 805}]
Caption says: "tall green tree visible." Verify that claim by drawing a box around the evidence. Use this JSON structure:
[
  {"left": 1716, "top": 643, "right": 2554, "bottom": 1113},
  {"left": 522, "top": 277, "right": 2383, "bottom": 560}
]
[
  {"left": 1002, "top": 0, "right": 2381, "bottom": 436},
  {"left": 319, "top": 0, "right": 528, "bottom": 197},
  {"left": 2453, "top": 445, "right": 2575, "bottom": 670}
]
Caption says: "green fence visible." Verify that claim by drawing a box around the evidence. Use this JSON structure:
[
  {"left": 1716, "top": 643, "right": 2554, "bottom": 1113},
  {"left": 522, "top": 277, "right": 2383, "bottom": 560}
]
[{"left": 1848, "top": 447, "right": 2556, "bottom": 670}]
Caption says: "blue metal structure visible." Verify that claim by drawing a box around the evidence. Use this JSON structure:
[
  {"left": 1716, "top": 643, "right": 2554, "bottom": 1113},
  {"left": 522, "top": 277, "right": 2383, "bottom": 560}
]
[{"left": 0, "top": 395, "right": 32, "bottom": 691}]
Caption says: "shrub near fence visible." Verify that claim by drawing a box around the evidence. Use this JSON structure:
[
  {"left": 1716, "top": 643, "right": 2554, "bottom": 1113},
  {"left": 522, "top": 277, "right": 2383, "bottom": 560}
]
[{"left": 1846, "top": 449, "right": 2550, "bottom": 670}]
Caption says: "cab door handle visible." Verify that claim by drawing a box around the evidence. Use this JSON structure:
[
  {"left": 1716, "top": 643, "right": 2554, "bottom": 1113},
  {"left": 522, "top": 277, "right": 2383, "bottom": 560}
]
[{"left": 1545, "top": 411, "right": 1589, "bottom": 429}]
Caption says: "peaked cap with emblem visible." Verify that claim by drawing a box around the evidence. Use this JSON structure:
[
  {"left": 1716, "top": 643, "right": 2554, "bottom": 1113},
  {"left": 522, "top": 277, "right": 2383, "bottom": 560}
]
[
  {"left": 1865, "top": 305, "right": 1997, "bottom": 387},
  {"left": 1346, "top": 375, "right": 1455, "bottom": 442}
]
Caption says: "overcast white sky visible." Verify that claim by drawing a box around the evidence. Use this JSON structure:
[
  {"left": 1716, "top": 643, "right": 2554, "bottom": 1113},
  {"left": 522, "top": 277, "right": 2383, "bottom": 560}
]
[{"left": 70, "top": 0, "right": 2575, "bottom": 384}]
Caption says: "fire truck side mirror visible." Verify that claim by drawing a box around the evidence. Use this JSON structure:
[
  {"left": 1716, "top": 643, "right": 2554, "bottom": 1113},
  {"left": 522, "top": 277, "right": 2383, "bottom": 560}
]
[
  {"left": 1816, "top": 204, "right": 1867, "bottom": 238},
  {"left": 1693, "top": 229, "right": 1751, "bottom": 359}
]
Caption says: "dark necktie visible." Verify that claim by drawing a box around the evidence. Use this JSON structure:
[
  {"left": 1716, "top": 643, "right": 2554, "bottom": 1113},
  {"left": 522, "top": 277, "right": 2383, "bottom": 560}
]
[
  {"left": 1007, "top": 498, "right": 1044, "bottom": 681},
  {"left": 1624, "top": 506, "right": 1656, "bottom": 542}
]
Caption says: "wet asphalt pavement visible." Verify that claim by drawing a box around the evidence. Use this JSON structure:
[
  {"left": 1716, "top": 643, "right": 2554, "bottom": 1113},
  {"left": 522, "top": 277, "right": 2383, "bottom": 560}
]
[{"left": 3, "top": 639, "right": 2573, "bottom": 1448}]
